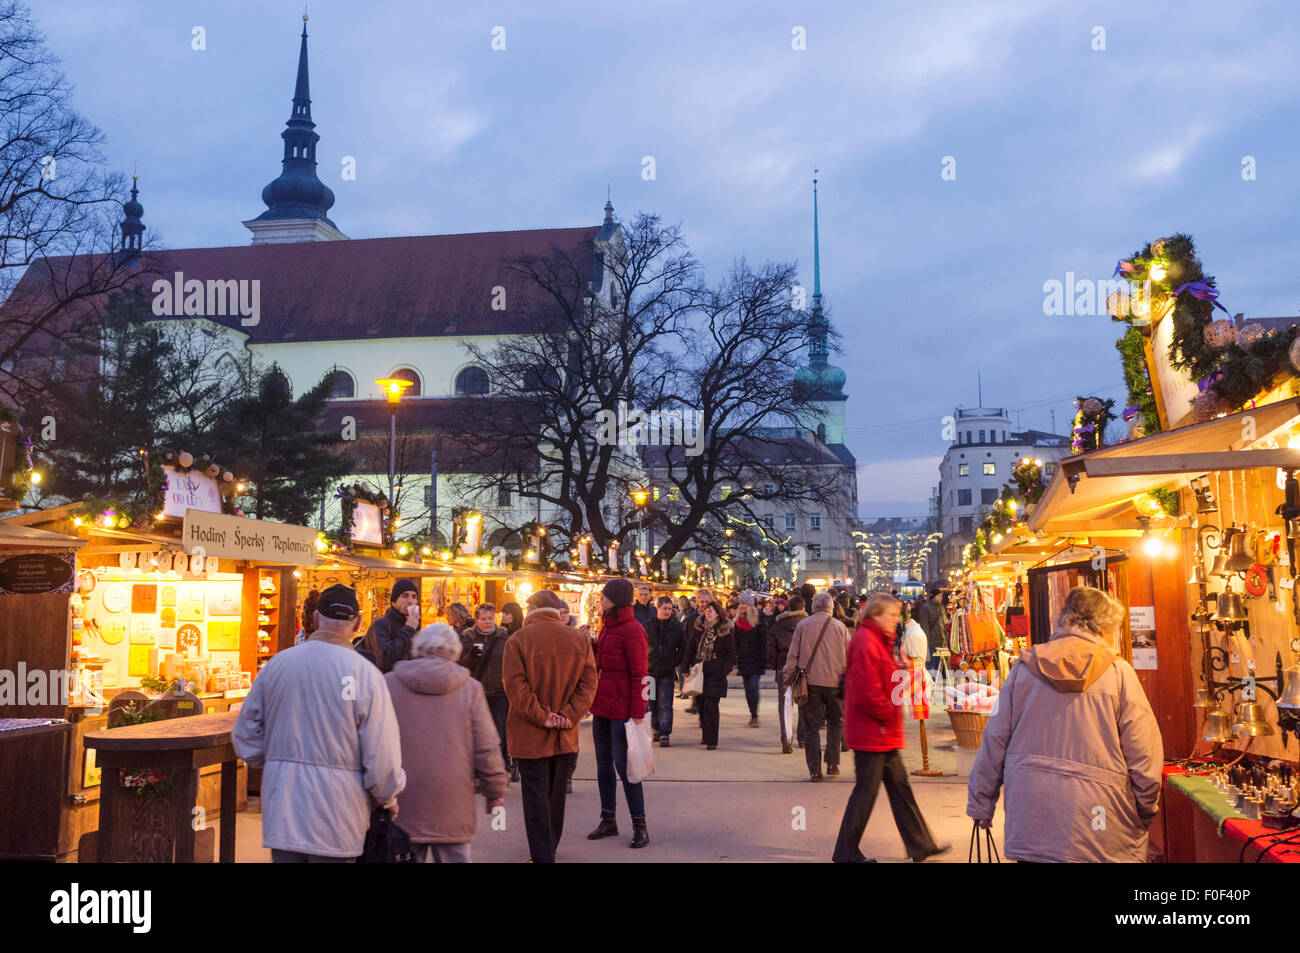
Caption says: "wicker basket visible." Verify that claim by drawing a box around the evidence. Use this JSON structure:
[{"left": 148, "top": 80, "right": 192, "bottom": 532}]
[{"left": 947, "top": 709, "right": 990, "bottom": 750}]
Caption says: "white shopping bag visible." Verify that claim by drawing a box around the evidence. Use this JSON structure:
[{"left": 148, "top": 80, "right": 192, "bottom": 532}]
[
  {"left": 783, "top": 685, "right": 794, "bottom": 744},
  {"left": 625, "top": 717, "right": 656, "bottom": 784}
]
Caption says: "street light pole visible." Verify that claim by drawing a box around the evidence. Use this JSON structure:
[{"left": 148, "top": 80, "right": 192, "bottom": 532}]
[{"left": 388, "top": 409, "right": 396, "bottom": 504}]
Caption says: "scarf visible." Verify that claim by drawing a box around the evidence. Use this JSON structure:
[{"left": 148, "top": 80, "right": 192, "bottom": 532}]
[{"left": 697, "top": 620, "right": 721, "bottom": 662}]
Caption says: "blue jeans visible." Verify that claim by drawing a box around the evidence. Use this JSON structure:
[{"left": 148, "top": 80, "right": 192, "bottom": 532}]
[
  {"left": 743, "top": 673, "right": 761, "bottom": 718},
  {"left": 650, "top": 676, "right": 675, "bottom": 736},
  {"left": 591, "top": 715, "right": 646, "bottom": 820}
]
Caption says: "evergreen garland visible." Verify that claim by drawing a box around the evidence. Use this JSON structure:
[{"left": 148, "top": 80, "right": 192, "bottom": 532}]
[{"left": 1110, "top": 233, "right": 1299, "bottom": 418}]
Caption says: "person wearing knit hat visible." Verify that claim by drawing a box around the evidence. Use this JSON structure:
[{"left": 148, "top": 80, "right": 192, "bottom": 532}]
[
  {"left": 357, "top": 578, "right": 421, "bottom": 673},
  {"left": 602, "top": 577, "right": 634, "bottom": 610}
]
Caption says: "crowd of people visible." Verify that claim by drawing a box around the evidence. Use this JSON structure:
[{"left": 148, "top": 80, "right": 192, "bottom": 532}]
[{"left": 233, "top": 573, "right": 1162, "bottom": 864}]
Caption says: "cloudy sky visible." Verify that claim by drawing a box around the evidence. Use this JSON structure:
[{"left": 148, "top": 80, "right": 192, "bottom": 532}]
[{"left": 36, "top": 0, "right": 1300, "bottom": 516}]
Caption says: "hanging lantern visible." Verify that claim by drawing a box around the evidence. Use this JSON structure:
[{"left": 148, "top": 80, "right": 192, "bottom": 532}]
[
  {"left": 1105, "top": 290, "right": 1130, "bottom": 318},
  {"left": 1238, "top": 323, "right": 1265, "bottom": 347}
]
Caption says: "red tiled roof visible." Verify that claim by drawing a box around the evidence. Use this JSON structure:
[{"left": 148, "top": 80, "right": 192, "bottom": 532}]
[{"left": 5, "top": 226, "right": 602, "bottom": 342}]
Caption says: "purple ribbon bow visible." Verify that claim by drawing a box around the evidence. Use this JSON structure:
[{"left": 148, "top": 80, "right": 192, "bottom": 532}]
[
  {"left": 1122, "top": 405, "right": 1140, "bottom": 421},
  {"left": 1173, "top": 278, "right": 1229, "bottom": 314},
  {"left": 1197, "top": 369, "right": 1224, "bottom": 393},
  {"left": 1113, "top": 260, "right": 1136, "bottom": 278}
]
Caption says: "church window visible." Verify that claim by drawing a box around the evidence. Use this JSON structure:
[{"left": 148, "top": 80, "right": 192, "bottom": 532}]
[
  {"left": 455, "top": 366, "right": 490, "bottom": 396},
  {"left": 327, "top": 368, "right": 355, "bottom": 398},
  {"left": 388, "top": 366, "right": 422, "bottom": 396}
]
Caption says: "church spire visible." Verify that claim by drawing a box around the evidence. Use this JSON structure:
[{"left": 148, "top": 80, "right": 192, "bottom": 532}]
[
  {"left": 118, "top": 171, "right": 145, "bottom": 264},
  {"left": 604, "top": 184, "right": 614, "bottom": 225},
  {"left": 807, "top": 171, "right": 829, "bottom": 369},
  {"left": 245, "top": 14, "right": 345, "bottom": 243}
]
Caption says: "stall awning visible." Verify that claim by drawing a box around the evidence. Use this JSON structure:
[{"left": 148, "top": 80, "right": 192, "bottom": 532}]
[
  {"left": 0, "top": 521, "right": 86, "bottom": 550},
  {"left": 325, "top": 552, "right": 459, "bottom": 576},
  {"left": 1030, "top": 397, "right": 1300, "bottom": 534}
]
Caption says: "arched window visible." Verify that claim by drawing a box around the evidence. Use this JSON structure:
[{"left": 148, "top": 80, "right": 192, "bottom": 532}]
[
  {"left": 388, "top": 367, "right": 422, "bottom": 396},
  {"left": 522, "top": 365, "right": 561, "bottom": 393},
  {"left": 327, "top": 368, "right": 355, "bottom": 398},
  {"left": 455, "top": 366, "right": 489, "bottom": 396}
]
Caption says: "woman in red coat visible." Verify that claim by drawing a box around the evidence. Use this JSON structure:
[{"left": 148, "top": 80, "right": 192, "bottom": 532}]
[
  {"left": 833, "top": 591, "right": 949, "bottom": 863},
  {"left": 586, "top": 578, "right": 651, "bottom": 848}
]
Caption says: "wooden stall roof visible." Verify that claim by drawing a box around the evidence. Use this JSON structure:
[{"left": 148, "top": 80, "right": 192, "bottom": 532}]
[
  {"left": 0, "top": 520, "right": 85, "bottom": 550},
  {"left": 1030, "top": 397, "right": 1300, "bottom": 534}
]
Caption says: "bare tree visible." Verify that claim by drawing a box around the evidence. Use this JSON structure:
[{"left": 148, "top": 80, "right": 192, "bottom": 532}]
[{"left": 0, "top": 1, "right": 152, "bottom": 410}]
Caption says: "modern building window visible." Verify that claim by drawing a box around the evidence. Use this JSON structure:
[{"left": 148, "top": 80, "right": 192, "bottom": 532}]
[
  {"left": 761, "top": 483, "right": 776, "bottom": 496},
  {"left": 784, "top": 513, "right": 796, "bottom": 532},
  {"left": 807, "top": 544, "right": 822, "bottom": 560},
  {"left": 1045, "top": 462, "right": 1058, "bottom": 479},
  {"left": 762, "top": 514, "right": 775, "bottom": 530},
  {"left": 979, "top": 429, "right": 986, "bottom": 443},
  {"left": 809, "top": 514, "right": 821, "bottom": 531},
  {"left": 981, "top": 488, "right": 998, "bottom": 505},
  {"left": 983, "top": 462, "right": 996, "bottom": 475},
  {"left": 957, "top": 489, "right": 972, "bottom": 506},
  {"left": 497, "top": 486, "right": 512, "bottom": 506},
  {"left": 388, "top": 366, "right": 421, "bottom": 396},
  {"left": 455, "top": 366, "right": 490, "bottom": 396},
  {"left": 959, "top": 516, "right": 974, "bottom": 534},
  {"left": 959, "top": 463, "right": 970, "bottom": 476}
]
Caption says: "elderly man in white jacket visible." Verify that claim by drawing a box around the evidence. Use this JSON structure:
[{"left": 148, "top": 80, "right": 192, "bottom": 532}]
[{"left": 234, "top": 583, "right": 406, "bottom": 862}]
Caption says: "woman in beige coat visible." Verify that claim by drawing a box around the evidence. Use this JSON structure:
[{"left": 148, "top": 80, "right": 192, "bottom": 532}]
[
  {"left": 966, "top": 587, "right": 1163, "bottom": 862},
  {"left": 386, "top": 623, "right": 507, "bottom": 863}
]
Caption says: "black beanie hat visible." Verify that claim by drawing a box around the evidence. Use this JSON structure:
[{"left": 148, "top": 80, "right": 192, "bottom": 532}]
[
  {"left": 603, "top": 578, "right": 634, "bottom": 609},
  {"left": 390, "top": 578, "right": 419, "bottom": 604}
]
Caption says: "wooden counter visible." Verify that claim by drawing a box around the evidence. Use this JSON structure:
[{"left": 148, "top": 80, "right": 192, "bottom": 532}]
[{"left": 84, "top": 711, "right": 240, "bottom": 863}]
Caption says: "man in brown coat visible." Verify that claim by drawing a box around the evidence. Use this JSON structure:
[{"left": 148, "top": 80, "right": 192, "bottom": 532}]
[{"left": 503, "top": 589, "right": 599, "bottom": 863}]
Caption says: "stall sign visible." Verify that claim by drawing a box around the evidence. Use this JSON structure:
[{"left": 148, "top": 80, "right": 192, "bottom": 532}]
[
  {"left": 184, "top": 510, "right": 318, "bottom": 567},
  {"left": 350, "top": 501, "right": 382, "bottom": 546},
  {"left": 162, "top": 465, "right": 223, "bottom": 518},
  {"left": 0, "top": 550, "right": 75, "bottom": 596},
  {"left": 1150, "top": 315, "right": 1201, "bottom": 427}
]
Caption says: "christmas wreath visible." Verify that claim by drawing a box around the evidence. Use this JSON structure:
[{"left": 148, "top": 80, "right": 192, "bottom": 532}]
[{"left": 336, "top": 483, "right": 393, "bottom": 546}]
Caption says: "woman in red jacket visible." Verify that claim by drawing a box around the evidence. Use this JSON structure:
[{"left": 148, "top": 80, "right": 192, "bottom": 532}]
[
  {"left": 586, "top": 578, "right": 651, "bottom": 848},
  {"left": 832, "top": 591, "right": 949, "bottom": 863}
]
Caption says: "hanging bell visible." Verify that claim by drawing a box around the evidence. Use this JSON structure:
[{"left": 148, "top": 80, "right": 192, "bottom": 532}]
[
  {"left": 1277, "top": 665, "right": 1300, "bottom": 711},
  {"left": 1232, "top": 700, "right": 1275, "bottom": 738},
  {"left": 1224, "top": 528, "right": 1255, "bottom": 573},
  {"left": 1212, "top": 591, "right": 1248, "bottom": 622},
  {"left": 1203, "top": 709, "right": 1235, "bottom": 743},
  {"left": 1210, "top": 526, "right": 1237, "bottom": 578},
  {"left": 1193, "top": 687, "right": 1213, "bottom": 709},
  {"left": 1188, "top": 551, "right": 1206, "bottom": 586},
  {"left": 1194, "top": 477, "right": 1219, "bottom": 513}
]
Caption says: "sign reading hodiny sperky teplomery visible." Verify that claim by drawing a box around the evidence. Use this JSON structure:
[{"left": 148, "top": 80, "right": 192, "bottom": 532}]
[{"left": 182, "top": 510, "right": 318, "bottom": 567}]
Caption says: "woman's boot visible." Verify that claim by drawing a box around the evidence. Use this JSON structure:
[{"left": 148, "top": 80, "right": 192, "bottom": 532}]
[
  {"left": 629, "top": 818, "right": 649, "bottom": 848},
  {"left": 586, "top": 811, "right": 619, "bottom": 839}
]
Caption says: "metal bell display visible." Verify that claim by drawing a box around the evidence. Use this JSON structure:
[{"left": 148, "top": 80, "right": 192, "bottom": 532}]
[
  {"left": 1223, "top": 528, "right": 1254, "bottom": 572},
  {"left": 1212, "top": 591, "right": 1248, "bottom": 622},
  {"left": 1210, "top": 526, "right": 1236, "bottom": 578},
  {"left": 1232, "top": 700, "right": 1274, "bottom": 738},
  {"left": 1203, "top": 709, "right": 1234, "bottom": 743},
  {"left": 1193, "top": 687, "right": 1213, "bottom": 709},
  {"left": 1277, "top": 666, "right": 1300, "bottom": 711},
  {"left": 1188, "top": 556, "right": 1206, "bottom": 586}
]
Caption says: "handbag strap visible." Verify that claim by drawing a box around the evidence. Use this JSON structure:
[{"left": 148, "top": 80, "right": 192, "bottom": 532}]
[{"left": 798, "top": 616, "right": 832, "bottom": 671}]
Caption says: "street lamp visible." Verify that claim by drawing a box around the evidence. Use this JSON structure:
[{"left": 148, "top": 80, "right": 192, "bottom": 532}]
[
  {"left": 375, "top": 377, "right": 414, "bottom": 511},
  {"left": 631, "top": 488, "right": 648, "bottom": 560}
]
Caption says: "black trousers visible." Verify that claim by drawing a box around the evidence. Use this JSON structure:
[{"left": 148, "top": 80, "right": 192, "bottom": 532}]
[
  {"left": 697, "top": 695, "right": 721, "bottom": 746},
  {"left": 799, "top": 685, "right": 843, "bottom": 774},
  {"left": 516, "top": 753, "right": 578, "bottom": 863},
  {"left": 832, "top": 749, "right": 940, "bottom": 863}
]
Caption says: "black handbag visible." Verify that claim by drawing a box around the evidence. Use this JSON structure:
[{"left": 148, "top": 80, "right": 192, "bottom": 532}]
[
  {"left": 968, "top": 819, "right": 1000, "bottom": 863},
  {"left": 359, "top": 806, "right": 416, "bottom": 863}
]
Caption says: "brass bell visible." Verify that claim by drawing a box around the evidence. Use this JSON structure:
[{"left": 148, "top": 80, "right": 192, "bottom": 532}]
[
  {"left": 1213, "top": 591, "right": 1249, "bottom": 622},
  {"left": 1210, "top": 526, "right": 1236, "bottom": 577},
  {"left": 1203, "top": 709, "right": 1234, "bottom": 743},
  {"left": 1193, "top": 687, "right": 1213, "bottom": 709},
  {"left": 1278, "top": 665, "right": 1300, "bottom": 711},
  {"left": 1188, "top": 555, "right": 1206, "bottom": 586},
  {"left": 1232, "top": 700, "right": 1275, "bottom": 738},
  {"left": 1223, "top": 528, "right": 1254, "bottom": 573}
]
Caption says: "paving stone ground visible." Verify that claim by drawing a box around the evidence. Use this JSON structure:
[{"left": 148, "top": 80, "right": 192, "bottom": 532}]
[{"left": 226, "top": 676, "right": 1007, "bottom": 863}]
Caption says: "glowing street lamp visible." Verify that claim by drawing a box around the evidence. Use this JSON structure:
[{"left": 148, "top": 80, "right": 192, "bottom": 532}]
[{"left": 375, "top": 377, "right": 414, "bottom": 512}]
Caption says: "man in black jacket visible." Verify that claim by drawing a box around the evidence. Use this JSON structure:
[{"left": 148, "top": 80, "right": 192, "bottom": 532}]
[
  {"left": 914, "top": 586, "right": 949, "bottom": 679},
  {"left": 468, "top": 602, "right": 516, "bottom": 779},
  {"left": 357, "top": 577, "right": 421, "bottom": 672},
  {"left": 633, "top": 584, "right": 655, "bottom": 630},
  {"left": 646, "top": 596, "right": 685, "bottom": 747}
]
